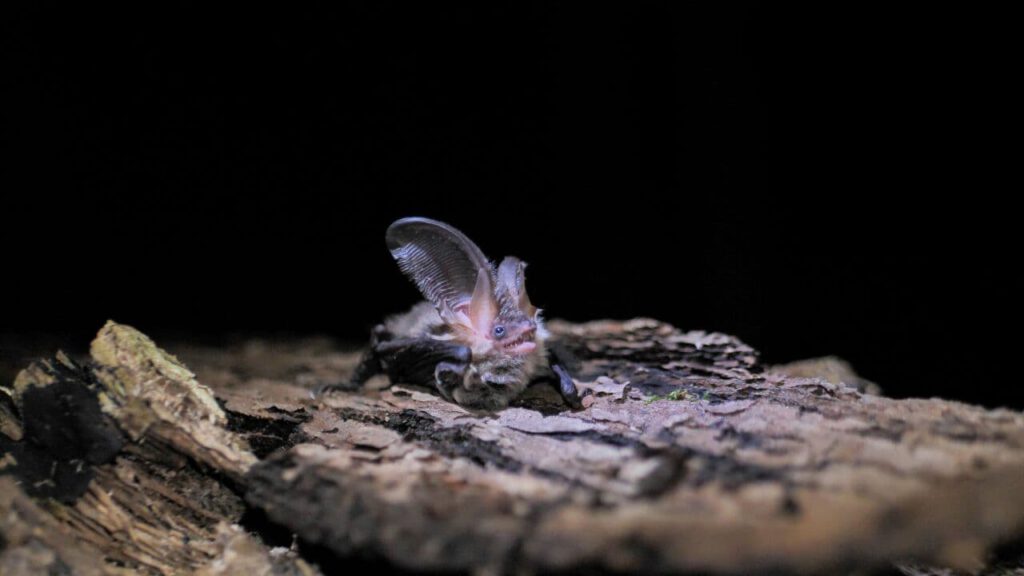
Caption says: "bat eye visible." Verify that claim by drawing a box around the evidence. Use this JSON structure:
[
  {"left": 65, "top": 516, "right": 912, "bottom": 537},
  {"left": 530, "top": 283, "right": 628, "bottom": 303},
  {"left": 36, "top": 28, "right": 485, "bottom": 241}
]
[{"left": 493, "top": 325, "right": 506, "bottom": 339}]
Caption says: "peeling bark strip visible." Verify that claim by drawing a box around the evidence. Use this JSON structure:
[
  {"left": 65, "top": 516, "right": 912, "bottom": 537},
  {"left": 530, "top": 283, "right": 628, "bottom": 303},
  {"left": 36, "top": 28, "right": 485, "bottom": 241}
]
[{"left": 3, "top": 320, "right": 1024, "bottom": 575}]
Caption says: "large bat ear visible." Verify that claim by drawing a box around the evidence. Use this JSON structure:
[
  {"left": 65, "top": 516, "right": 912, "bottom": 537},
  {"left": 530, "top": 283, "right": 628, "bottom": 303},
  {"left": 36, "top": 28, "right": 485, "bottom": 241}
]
[
  {"left": 468, "top": 269, "right": 498, "bottom": 334},
  {"left": 386, "top": 217, "right": 494, "bottom": 324},
  {"left": 496, "top": 257, "right": 538, "bottom": 319}
]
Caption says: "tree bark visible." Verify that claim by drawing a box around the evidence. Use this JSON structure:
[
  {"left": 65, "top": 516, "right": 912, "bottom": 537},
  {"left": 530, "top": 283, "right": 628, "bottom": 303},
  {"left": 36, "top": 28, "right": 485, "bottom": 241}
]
[{"left": 2, "top": 319, "right": 1024, "bottom": 575}]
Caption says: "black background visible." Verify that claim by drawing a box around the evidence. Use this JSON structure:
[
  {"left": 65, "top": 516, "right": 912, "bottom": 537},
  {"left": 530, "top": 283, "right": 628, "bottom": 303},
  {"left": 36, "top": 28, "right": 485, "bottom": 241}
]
[{"left": 2, "top": 5, "right": 1019, "bottom": 407}]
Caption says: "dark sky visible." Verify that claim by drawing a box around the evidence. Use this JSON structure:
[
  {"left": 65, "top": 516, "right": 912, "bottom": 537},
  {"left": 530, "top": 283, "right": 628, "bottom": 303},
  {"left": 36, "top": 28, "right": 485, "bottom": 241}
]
[{"left": 2, "top": 4, "right": 1018, "bottom": 408}]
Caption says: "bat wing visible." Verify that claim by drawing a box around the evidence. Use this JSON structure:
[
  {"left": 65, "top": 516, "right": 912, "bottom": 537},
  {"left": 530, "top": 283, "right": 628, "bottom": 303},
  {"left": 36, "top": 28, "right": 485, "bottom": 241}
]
[{"left": 386, "top": 217, "right": 493, "bottom": 325}]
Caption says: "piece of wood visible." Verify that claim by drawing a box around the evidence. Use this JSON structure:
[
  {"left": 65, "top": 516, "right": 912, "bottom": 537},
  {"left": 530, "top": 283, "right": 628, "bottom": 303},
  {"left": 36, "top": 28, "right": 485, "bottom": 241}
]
[
  {"left": 3, "top": 319, "right": 1024, "bottom": 575},
  {"left": 0, "top": 322, "right": 316, "bottom": 576}
]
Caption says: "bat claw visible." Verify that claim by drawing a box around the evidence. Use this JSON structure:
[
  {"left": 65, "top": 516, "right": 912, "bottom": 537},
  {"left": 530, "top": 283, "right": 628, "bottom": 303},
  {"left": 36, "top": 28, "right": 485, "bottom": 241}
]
[{"left": 552, "top": 363, "right": 583, "bottom": 410}]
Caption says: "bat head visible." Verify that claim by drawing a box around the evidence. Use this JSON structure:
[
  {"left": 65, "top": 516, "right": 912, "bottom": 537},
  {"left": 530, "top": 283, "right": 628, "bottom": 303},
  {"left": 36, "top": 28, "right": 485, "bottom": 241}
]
[{"left": 463, "top": 256, "right": 542, "bottom": 357}]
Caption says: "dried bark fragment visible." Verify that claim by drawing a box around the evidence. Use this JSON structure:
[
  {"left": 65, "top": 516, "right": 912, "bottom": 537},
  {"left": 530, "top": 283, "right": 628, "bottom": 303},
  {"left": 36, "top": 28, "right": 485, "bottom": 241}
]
[
  {"left": 0, "top": 477, "right": 111, "bottom": 576},
  {"left": 772, "top": 355, "right": 883, "bottom": 395},
  {"left": 89, "top": 321, "right": 257, "bottom": 481}
]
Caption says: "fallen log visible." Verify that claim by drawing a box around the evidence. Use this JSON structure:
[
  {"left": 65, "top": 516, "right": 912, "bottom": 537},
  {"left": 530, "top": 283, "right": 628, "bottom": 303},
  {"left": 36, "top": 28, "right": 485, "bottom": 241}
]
[{"left": 2, "top": 319, "right": 1024, "bottom": 574}]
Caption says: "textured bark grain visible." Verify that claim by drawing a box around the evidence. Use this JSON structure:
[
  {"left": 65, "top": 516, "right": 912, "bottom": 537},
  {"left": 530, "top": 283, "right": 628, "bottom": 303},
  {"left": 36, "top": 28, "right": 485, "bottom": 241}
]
[{"left": 3, "top": 319, "right": 1024, "bottom": 575}]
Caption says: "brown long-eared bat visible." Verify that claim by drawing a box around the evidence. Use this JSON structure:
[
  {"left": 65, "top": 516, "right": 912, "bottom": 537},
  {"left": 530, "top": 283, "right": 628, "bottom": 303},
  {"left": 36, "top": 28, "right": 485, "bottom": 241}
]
[{"left": 322, "top": 217, "right": 580, "bottom": 410}]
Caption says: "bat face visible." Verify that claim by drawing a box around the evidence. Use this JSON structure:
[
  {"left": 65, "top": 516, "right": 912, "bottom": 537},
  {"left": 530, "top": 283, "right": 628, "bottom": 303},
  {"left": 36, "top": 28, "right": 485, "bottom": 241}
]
[
  {"left": 492, "top": 256, "right": 541, "bottom": 355},
  {"left": 452, "top": 256, "right": 544, "bottom": 359},
  {"left": 384, "top": 217, "right": 549, "bottom": 408},
  {"left": 491, "top": 316, "right": 538, "bottom": 356}
]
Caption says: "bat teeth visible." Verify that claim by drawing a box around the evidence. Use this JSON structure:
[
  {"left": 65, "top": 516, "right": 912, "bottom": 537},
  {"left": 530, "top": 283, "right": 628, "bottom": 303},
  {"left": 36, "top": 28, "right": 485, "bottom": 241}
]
[{"left": 503, "top": 333, "right": 534, "bottom": 350}]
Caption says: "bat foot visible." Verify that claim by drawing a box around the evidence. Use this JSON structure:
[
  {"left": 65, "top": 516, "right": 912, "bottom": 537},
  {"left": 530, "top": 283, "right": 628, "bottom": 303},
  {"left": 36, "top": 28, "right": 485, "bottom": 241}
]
[
  {"left": 434, "top": 361, "right": 468, "bottom": 400},
  {"left": 310, "top": 380, "right": 360, "bottom": 399}
]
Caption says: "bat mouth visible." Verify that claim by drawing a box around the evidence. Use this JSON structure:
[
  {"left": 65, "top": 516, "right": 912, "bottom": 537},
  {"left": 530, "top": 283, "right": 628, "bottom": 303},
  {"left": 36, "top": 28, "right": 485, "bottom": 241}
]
[{"left": 501, "top": 330, "right": 537, "bottom": 355}]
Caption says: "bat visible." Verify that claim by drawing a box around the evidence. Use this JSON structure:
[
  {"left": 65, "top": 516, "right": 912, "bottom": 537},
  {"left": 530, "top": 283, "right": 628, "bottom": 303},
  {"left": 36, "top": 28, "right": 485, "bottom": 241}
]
[{"left": 325, "top": 217, "right": 581, "bottom": 410}]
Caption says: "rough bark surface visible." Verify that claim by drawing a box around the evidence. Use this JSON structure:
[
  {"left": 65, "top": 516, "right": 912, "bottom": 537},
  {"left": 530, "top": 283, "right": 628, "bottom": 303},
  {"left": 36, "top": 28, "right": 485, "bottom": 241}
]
[
  {"left": 0, "top": 322, "right": 315, "bottom": 576},
  {"left": 2, "top": 319, "right": 1024, "bottom": 575}
]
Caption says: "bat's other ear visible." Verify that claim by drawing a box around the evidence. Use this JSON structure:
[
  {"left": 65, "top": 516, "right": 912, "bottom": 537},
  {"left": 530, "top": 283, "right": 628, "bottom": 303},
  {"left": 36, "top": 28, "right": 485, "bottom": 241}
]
[
  {"left": 518, "top": 266, "right": 538, "bottom": 319},
  {"left": 469, "top": 269, "right": 498, "bottom": 334},
  {"left": 497, "top": 257, "right": 538, "bottom": 319},
  {"left": 386, "top": 217, "right": 492, "bottom": 323}
]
